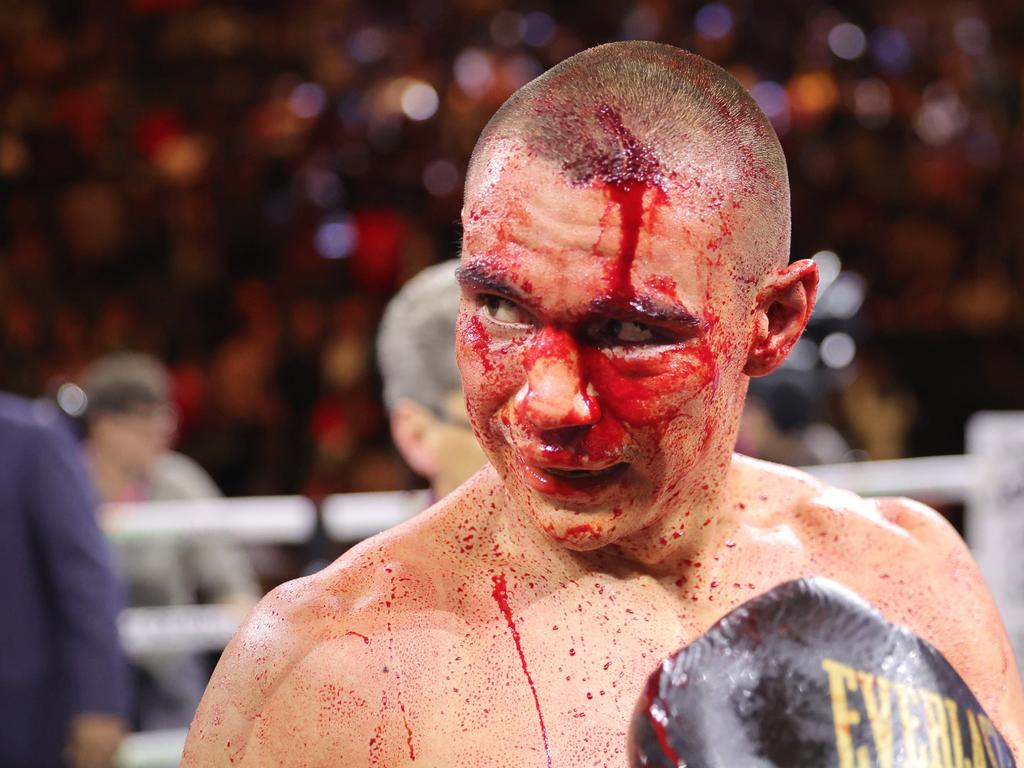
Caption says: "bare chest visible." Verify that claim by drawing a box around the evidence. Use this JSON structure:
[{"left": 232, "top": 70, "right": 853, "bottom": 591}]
[
  {"left": 364, "top": 577, "right": 728, "bottom": 768},
  {"left": 306, "top": 532, "right": 941, "bottom": 767}
]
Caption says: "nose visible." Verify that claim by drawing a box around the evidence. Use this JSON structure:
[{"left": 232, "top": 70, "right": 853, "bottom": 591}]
[{"left": 515, "top": 328, "right": 601, "bottom": 432}]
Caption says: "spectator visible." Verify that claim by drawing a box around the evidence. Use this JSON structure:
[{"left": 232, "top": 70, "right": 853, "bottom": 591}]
[
  {"left": 80, "top": 351, "right": 260, "bottom": 729},
  {"left": 82, "top": 352, "right": 218, "bottom": 504},
  {"left": 0, "top": 392, "right": 128, "bottom": 768},
  {"left": 377, "top": 260, "right": 487, "bottom": 501}
]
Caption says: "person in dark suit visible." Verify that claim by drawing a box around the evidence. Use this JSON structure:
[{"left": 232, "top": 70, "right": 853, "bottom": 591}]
[{"left": 0, "top": 392, "right": 129, "bottom": 768}]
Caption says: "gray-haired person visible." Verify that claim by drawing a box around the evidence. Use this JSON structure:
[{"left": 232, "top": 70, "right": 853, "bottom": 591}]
[{"left": 377, "top": 260, "right": 487, "bottom": 500}]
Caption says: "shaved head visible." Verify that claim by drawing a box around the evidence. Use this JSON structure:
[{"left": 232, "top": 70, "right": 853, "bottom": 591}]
[{"left": 466, "top": 41, "right": 790, "bottom": 280}]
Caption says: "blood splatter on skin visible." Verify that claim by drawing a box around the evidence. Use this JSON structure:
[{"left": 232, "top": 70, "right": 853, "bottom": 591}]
[
  {"left": 492, "top": 572, "right": 552, "bottom": 767},
  {"left": 464, "top": 315, "right": 495, "bottom": 374},
  {"left": 181, "top": 44, "right": 1024, "bottom": 768},
  {"left": 456, "top": 102, "right": 742, "bottom": 556}
]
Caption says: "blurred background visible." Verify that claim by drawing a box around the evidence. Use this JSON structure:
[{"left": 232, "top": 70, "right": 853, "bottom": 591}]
[{"left": 0, "top": 0, "right": 1022, "bottom": 764}]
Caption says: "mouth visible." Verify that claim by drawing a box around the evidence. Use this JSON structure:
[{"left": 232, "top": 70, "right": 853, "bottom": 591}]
[
  {"left": 519, "top": 458, "right": 631, "bottom": 500},
  {"left": 541, "top": 464, "right": 629, "bottom": 480}
]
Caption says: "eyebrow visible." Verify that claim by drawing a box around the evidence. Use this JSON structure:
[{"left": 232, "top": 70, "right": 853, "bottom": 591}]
[
  {"left": 455, "top": 261, "right": 535, "bottom": 307},
  {"left": 589, "top": 294, "right": 703, "bottom": 330},
  {"left": 457, "top": 259, "right": 703, "bottom": 330}
]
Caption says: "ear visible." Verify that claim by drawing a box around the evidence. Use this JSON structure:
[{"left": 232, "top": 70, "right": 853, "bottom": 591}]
[
  {"left": 744, "top": 259, "right": 819, "bottom": 377},
  {"left": 390, "top": 398, "right": 440, "bottom": 478}
]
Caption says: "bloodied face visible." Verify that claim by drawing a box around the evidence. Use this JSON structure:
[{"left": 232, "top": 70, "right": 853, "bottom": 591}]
[{"left": 456, "top": 120, "right": 793, "bottom": 551}]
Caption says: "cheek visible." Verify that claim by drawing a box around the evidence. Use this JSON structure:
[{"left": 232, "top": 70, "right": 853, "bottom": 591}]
[
  {"left": 581, "top": 344, "right": 719, "bottom": 428},
  {"left": 455, "top": 311, "right": 525, "bottom": 423}
]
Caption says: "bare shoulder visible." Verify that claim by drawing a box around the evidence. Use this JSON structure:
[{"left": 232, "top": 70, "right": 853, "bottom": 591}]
[
  {"left": 180, "top": 563, "right": 378, "bottom": 765},
  {"left": 182, "top": 507, "right": 465, "bottom": 766},
  {"left": 733, "top": 453, "right": 960, "bottom": 548}
]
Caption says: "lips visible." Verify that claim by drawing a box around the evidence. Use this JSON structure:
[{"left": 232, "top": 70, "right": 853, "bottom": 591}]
[
  {"left": 512, "top": 441, "right": 626, "bottom": 471},
  {"left": 502, "top": 417, "right": 632, "bottom": 500},
  {"left": 517, "top": 454, "right": 630, "bottom": 500},
  {"left": 542, "top": 463, "right": 628, "bottom": 479}
]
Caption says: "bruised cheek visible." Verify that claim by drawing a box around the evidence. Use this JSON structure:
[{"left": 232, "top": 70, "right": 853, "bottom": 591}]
[{"left": 580, "top": 341, "right": 719, "bottom": 428}]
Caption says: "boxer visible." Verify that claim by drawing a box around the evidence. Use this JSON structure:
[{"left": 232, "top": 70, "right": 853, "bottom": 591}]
[{"left": 183, "top": 42, "right": 1023, "bottom": 766}]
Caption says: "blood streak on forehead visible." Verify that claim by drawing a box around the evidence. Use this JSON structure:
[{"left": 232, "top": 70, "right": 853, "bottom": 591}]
[{"left": 562, "top": 104, "right": 672, "bottom": 311}]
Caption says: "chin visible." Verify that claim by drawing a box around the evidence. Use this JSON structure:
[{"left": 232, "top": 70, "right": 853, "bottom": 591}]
[
  {"left": 489, "top": 447, "right": 655, "bottom": 545},
  {"left": 522, "top": 491, "right": 637, "bottom": 550}
]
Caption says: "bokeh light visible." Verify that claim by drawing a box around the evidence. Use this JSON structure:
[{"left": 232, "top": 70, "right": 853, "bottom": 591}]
[
  {"left": 788, "top": 72, "right": 840, "bottom": 121},
  {"left": 422, "top": 159, "right": 459, "bottom": 197},
  {"left": 304, "top": 168, "right": 343, "bottom": 209},
  {"left": 852, "top": 78, "right": 892, "bottom": 129},
  {"left": 288, "top": 83, "right": 326, "bottom": 120},
  {"left": 817, "top": 273, "right": 866, "bottom": 320},
  {"left": 869, "top": 27, "right": 912, "bottom": 72},
  {"left": 914, "top": 82, "right": 968, "bottom": 146},
  {"left": 828, "top": 22, "right": 867, "bottom": 60},
  {"left": 454, "top": 49, "right": 495, "bottom": 99},
  {"left": 622, "top": 5, "right": 660, "bottom": 39},
  {"left": 812, "top": 250, "right": 842, "bottom": 291},
  {"left": 820, "top": 332, "right": 857, "bottom": 369},
  {"left": 490, "top": 11, "right": 525, "bottom": 47},
  {"left": 57, "top": 383, "right": 88, "bottom": 417},
  {"left": 694, "top": 3, "right": 734, "bottom": 40},
  {"left": 523, "top": 12, "right": 556, "bottom": 47},
  {"left": 314, "top": 214, "right": 358, "bottom": 259},
  {"left": 348, "top": 26, "right": 390, "bottom": 64},
  {"left": 400, "top": 81, "right": 439, "bottom": 121},
  {"left": 953, "top": 16, "right": 990, "bottom": 56},
  {"left": 750, "top": 80, "right": 790, "bottom": 133}
]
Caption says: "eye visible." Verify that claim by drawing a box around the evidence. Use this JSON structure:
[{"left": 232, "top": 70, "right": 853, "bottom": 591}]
[
  {"left": 481, "top": 295, "right": 532, "bottom": 326},
  {"left": 589, "top": 319, "right": 662, "bottom": 346}
]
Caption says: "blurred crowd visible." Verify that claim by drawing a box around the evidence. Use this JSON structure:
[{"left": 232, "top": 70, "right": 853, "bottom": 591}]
[
  {"left": 2, "top": 1, "right": 1023, "bottom": 761},
  {"left": 1, "top": 0, "right": 1022, "bottom": 499}
]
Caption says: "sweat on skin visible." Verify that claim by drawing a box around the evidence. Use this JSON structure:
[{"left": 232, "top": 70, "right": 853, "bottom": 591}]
[{"left": 182, "top": 42, "right": 1024, "bottom": 767}]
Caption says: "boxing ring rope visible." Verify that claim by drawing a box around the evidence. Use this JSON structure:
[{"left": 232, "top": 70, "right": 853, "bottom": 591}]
[
  {"left": 110, "top": 411, "right": 1024, "bottom": 766},
  {"left": 103, "top": 495, "right": 318, "bottom": 543},
  {"left": 106, "top": 455, "right": 984, "bottom": 664},
  {"left": 805, "top": 454, "right": 973, "bottom": 504}
]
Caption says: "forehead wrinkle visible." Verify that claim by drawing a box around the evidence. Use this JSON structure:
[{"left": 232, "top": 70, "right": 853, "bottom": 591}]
[
  {"left": 468, "top": 159, "right": 617, "bottom": 258},
  {"left": 516, "top": 197, "right": 613, "bottom": 261}
]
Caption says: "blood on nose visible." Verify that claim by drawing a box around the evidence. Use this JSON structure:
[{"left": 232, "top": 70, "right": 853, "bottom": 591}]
[{"left": 515, "top": 328, "right": 601, "bottom": 431}]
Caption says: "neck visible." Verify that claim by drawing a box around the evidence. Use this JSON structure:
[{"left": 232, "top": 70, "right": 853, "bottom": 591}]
[
  {"left": 606, "top": 403, "right": 749, "bottom": 574},
  {"left": 603, "top": 467, "right": 740, "bottom": 576},
  {"left": 481, "top": 456, "right": 744, "bottom": 580}
]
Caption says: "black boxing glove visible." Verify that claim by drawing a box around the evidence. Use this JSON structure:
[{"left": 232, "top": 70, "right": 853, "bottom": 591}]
[{"left": 629, "top": 577, "right": 1016, "bottom": 768}]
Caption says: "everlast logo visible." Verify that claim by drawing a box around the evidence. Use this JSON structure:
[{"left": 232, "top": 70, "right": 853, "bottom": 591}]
[
  {"left": 628, "top": 578, "right": 1016, "bottom": 768},
  {"left": 822, "top": 658, "right": 1008, "bottom": 768}
]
